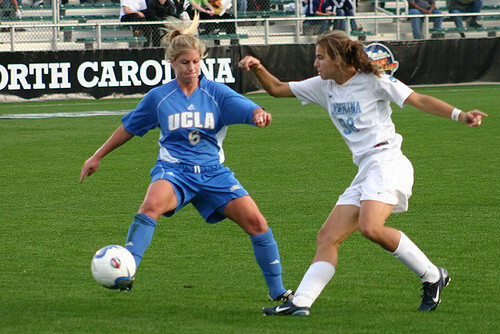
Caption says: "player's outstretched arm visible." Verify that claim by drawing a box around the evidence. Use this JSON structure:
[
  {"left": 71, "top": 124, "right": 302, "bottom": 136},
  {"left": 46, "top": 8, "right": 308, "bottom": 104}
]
[
  {"left": 238, "top": 56, "right": 295, "bottom": 98},
  {"left": 405, "top": 92, "right": 488, "bottom": 128},
  {"left": 252, "top": 108, "right": 272, "bottom": 128},
  {"left": 80, "top": 125, "right": 134, "bottom": 183}
]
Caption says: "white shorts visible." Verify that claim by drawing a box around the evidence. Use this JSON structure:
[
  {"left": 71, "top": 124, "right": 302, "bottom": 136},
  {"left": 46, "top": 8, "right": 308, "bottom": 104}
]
[{"left": 336, "top": 148, "right": 414, "bottom": 213}]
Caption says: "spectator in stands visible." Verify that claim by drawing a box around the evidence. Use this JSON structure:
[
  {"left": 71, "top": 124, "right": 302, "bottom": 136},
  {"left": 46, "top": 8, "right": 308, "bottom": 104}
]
[
  {"left": 304, "top": 0, "right": 339, "bottom": 35},
  {"left": 408, "top": 0, "right": 443, "bottom": 39},
  {"left": 32, "top": 0, "right": 54, "bottom": 6},
  {"left": 120, "top": 0, "right": 148, "bottom": 25},
  {"left": 448, "top": 0, "right": 483, "bottom": 29},
  {"left": 206, "top": 0, "right": 237, "bottom": 34},
  {"left": 120, "top": 0, "right": 148, "bottom": 26},
  {"left": 188, "top": 0, "right": 236, "bottom": 36},
  {"left": 151, "top": 0, "right": 192, "bottom": 20},
  {"left": 147, "top": 0, "right": 184, "bottom": 20},
  {"left": 146, "top": 0, "right": 188, "bottom": 47},
  {"left": 187, "top": 0, "right": 215, "bottom": 34},
  {"left": 237, "top": 0, "right": 247, "bottom": 12},
  {"left": 248, "top": 0, "right": 270, "bottom": 11},
  {"left": 0, "top": 0, "right": 22, "bottom": 18},
  {"left": 188, "top": 0, "right": 216, "bottom": 18},
  {"left": 120, "top": 0, "right": 154, "bottom": 46},
  {"left": 333, "top": 0, "right": 363, "bottom": 31}
]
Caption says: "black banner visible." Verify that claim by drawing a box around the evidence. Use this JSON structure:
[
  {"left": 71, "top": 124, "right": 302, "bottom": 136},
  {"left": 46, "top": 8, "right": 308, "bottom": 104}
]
[
  {"left": 240, "top": 38, "right": 500, "bottom": 90},
  {"left": 0, "top": 38, "right": 498, "bottom": 100},
  {"left": 384, "top": 38, "right": 500, "bottom": 85},
  {"left": 0, "top": 47, "right": 239, "bottom": 100},
  {"left": 239, "top": 44, "right": 318, "bottom": 93}
]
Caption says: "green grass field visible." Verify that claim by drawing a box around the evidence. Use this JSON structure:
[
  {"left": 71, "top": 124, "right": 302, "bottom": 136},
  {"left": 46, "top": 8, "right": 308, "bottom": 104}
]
[{"left": 0, "top": 85, "right": 498, "bottom": 333}]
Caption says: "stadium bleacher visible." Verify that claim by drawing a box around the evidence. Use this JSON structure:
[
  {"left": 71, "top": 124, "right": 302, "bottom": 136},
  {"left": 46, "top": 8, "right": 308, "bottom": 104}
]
[
  {"left": 199, "top": 33, "right": 249, "bottom": 45},
  {"left": 0, "top": 0, "right": 498, "bottom": 51}
]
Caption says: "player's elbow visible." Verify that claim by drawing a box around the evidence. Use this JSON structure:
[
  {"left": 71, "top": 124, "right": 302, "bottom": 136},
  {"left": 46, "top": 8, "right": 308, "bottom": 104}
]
[
  {"left": 268, "top": 83, "right": 292, "bottom": 98},
  {"left": 405, "top": 92, "right": 426, "bottom": 109},
  {"left": 268, "top": 89, "right": 283, "bottom": 98}
]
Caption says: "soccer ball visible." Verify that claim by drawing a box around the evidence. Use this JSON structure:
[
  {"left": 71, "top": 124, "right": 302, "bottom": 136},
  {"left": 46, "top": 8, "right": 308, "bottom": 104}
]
[{"left": 91, "top": 245, "right": 136, "bottom": 289}]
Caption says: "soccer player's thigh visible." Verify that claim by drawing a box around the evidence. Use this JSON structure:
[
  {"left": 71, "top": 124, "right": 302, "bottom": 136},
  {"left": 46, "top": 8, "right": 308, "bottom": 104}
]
[
  {"left": 313, "top": 204, "right": 360, "bottom": 263},
  {"left": 139, "top": 179, "right": 179, "bottom": 218},
  {"left": 320, "top": 205, "right": 360, "bottom": 244}
]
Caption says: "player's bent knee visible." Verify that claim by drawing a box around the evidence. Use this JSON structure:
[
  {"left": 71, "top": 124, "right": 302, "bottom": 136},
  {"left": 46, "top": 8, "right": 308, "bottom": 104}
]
[
  {"left": 249, "top": 221, "right": 269, "bottom": 235},
  {"left": 139, "top": 200, "right": 166, "bottom": 219},
  {"left": 317, "top": 227, "right": 341, "bottom": 249},
  {"left": 358, "top": 225, "right": 382, "bottom": 242},
  {"left": 242, "top": 214, "right": 268, "bottom": 235}
]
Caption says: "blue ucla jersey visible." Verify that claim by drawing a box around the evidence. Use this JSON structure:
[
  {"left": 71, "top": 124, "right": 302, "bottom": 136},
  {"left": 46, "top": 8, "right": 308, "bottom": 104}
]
[{"left": 122, "top": 75, "right": 260, "bottom": 166}]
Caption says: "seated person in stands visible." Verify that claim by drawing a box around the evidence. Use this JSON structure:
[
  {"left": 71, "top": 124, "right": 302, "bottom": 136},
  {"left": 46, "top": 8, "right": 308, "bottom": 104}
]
[
  {"left": 147, "top": 0, "right": 185, "bottom": 20},
  {"left": 248, "top": 0, "right": 270, "bottom": 11},
  {"left": 304, "top": 0, "right": 338, "bottom": 35},
  {"left": 120, "top": 0, "right": 148, "bottom": 23},
  {"left": 0, "top": 0, "right": 22, "bottom": 18},
  {"left": 146, "top": 0, "right": 189, "bottom": 47},
  {"left": 448, "top": 0, "right": 483, "bottom": 29},
  {"left": 188, "top": 0, "right": 216, "bottom": 18},
  {"left": 120, "top": 0, "right": 155, "bottom": 47},
  {"left": 333, "top": 0, "right": 363, "bottom": 31},
  {"left": 187, "top": 0, "right": 236, "bottom": 35},
  {"left": 237, "top": 0, "right": 247, "bottom": 12},
  {"left": 187, "top": 0, "right": 215, "bottom": 34},
  {"left": 207, "top": 0, "right": 236, "bottom": 34},
  {"left": 408, "top": 0, "right": 443, "bottom": 39}
]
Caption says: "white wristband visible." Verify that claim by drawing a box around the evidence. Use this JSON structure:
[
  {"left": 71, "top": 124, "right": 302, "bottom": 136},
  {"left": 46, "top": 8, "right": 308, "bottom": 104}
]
[{"left": 451, "top": 108, "right": 462, "bottom": 121}]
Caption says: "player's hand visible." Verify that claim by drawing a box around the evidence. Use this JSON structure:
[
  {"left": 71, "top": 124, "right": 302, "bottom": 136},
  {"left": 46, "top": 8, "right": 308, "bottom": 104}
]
[
  {"left": 252, "top": 108, "right": 272, "bottom": 127},
  {"left": 461, "top": 110, "right": 488, "bottom": 128},
  {"left": 80, "top": 156, "right": 101, "bottom": 183},
  {"left": 238, "top": 56, "right": 261, "bottom": 72}
]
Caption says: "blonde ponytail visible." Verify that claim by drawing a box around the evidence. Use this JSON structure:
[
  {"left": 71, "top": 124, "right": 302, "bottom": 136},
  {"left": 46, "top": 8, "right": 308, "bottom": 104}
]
[{"left": 163, "top": 12, "right": 207, "bottom": 61}]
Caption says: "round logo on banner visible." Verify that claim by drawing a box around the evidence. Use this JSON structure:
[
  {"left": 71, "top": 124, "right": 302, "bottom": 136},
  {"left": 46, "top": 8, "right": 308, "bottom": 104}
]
[{"left": 364, "top": 43, "right": 399, "bottom": 76}]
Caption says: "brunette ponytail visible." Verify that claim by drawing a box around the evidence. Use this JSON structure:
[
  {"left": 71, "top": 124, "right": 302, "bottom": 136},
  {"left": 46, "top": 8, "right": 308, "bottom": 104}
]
[{"left": 317, "top": 31, "right": 380, "bottom": 77}]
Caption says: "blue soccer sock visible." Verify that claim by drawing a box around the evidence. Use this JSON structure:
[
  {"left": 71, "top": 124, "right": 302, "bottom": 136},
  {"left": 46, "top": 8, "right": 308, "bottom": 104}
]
[
  {"left": 124, "top": 213, "right": 157, "bottom": 268},
  {"left": 250, "top": 228, "right": 287, "bottom": 299}
]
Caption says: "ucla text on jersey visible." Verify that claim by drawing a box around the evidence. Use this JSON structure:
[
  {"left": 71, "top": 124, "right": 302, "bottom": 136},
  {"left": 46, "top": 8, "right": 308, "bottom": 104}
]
[{"left": 168, "top": 111, "right": 215, "bottom": 131}]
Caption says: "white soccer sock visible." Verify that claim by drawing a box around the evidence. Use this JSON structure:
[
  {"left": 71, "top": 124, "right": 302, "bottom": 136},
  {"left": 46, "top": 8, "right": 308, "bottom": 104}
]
[
  {"left": 391, "top": 231, "right": 440, "bottom": 283},
  {"left": 292, "top": 261, "right": 336, "bottom": 308}
]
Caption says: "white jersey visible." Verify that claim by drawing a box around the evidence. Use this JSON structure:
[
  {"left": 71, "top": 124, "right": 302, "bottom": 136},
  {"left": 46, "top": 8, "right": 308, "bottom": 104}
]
[
  {"left": 289, "top": 72, "right": 413, "bottom": 165},
  {"left": 120, "top": 0, "right": 147, "bottom": 19}
]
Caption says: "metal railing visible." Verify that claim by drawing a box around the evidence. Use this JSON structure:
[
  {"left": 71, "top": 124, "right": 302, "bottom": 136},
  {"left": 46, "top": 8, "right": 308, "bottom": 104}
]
[{"left": 0, "top": 12, "right": 498, "bottom": 51}]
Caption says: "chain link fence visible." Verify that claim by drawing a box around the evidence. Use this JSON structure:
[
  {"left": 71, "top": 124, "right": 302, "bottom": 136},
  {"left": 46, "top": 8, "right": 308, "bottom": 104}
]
[{"left": 0, "top": 0, "right": 498, "bottom": 51}]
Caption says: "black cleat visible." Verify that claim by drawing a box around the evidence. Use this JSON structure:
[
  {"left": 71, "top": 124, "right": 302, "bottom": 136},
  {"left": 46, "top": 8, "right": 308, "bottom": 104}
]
[
  {"left": 268, "top": 289, "right": 294, "bottom": 302},
  {"left": 118, "top": 278, "right": 134, "bottom": 292},
  {"left": 263, "top": 300, "right": 310, "bottom": 316},
  {"left": 418, "top": 267, "right": 450, "bottom": 311}
]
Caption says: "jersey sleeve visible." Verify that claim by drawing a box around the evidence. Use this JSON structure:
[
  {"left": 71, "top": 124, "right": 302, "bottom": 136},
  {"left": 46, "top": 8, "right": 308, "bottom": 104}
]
[
  {"left": 376, "top": 74, "right": 414, "bottom": 108},
  {"left": 121, "top": 90, "right": 160, "bottom": 137},
  {"left": 289, "top": 76, "right": 329, "bottom": 110},
  {"left": 216, "top": 83, "right": 260, "bottom": 126}
]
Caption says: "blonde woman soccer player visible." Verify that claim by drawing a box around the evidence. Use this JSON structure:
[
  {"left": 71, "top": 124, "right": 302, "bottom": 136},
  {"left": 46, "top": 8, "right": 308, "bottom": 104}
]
[
  {"left": 80, "top": 14, "right": 292, "bottom": 302},
  {"left": 239, "top": 31, "right": 487, "bottom": 315}
]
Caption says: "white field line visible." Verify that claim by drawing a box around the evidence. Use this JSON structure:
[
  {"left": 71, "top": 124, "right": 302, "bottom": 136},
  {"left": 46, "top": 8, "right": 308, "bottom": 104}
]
[{"left": 0, "top": 110, "right": 129, "bottom": 119}]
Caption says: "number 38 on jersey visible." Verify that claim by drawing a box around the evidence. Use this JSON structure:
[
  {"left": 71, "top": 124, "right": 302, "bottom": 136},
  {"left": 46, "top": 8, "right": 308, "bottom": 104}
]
[{"left": 338, "top": 117, "right": 360, "bottom": 135}]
